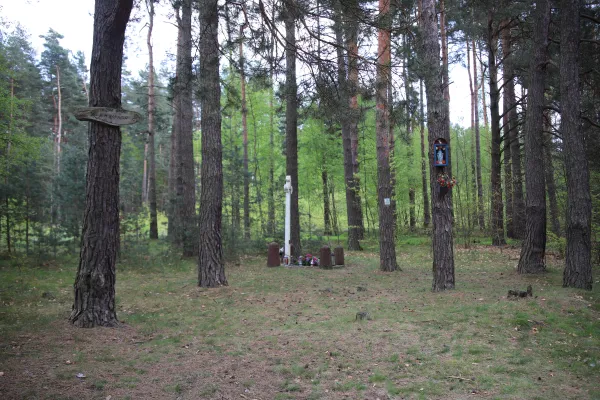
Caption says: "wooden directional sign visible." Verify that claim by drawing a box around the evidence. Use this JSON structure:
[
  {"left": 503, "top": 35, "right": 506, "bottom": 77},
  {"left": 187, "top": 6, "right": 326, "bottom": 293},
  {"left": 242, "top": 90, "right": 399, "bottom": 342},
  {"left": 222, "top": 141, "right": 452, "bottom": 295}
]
[{"left": 74, "top": 107, "right": 142, "bottom": 127}]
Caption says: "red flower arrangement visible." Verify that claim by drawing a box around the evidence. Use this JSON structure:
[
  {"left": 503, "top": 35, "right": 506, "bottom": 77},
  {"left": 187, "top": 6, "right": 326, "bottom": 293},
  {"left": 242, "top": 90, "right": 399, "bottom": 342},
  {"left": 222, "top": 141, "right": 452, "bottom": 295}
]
[{"left": 437, "top": 173, "right": 457, "bottom": 188}]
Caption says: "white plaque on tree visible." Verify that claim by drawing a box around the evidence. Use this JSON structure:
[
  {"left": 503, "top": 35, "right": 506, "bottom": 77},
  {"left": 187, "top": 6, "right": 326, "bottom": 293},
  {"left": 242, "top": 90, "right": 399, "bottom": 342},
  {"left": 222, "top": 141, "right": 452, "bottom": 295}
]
[{"left": 74, "top": 107, "right": 142, "bottom": 126}]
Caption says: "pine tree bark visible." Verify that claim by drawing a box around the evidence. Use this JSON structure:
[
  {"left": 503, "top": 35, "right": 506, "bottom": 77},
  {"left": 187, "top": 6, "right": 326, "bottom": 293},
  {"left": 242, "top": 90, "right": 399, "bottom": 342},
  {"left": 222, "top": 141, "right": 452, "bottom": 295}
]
[
  {"left": 267, "top": 9, "right": 276, "bottom": 238},
  {"left": 240, "top": 18, "right": 250, "bottom": 240},
  {"left": 198, "top": 0, "right": 227, "bottom": 287},
  {"left": 334, "top": 0, "right": 361, "bottom": 250},
  {"left": 419, "top": 80, "right": 430, "bottom": 227},
  {"left": 55, "top": 65, "right": 62, "bottom": 175},
  {"left": 284, "top": 0, "right": 300, "bottom": 257},
  {"left": 440, "top": 0, "right": 450, "bottom": 103},
  {"left": 487, "top": 15, "right": 505, "bottom": 246},
  {"left": 376, "top": 0, "right": 398, "bottom": 272},
  {"left": 421, "top": 0, "right": 455, "bottom": 290},
  {"left": 518, "top": 0, "right": 549, "bottom": 274},
  {"left": 502, "top": 25, "right": 525, "bottom": 239},
  {"left": 168, "top": 90, "right": 178, "bottom": 240},
  {"left": 70, "top": 0, "right": 133, "bottom": 328},
  {"left": 561, "top": 0, "right": 592, "bottom": 290},
  {"left": 175, "top": 0, "right": 196, "bottom": 256},
  {"left": 146, "top": 0, "right": 158, "bottom": 240},
  {"left": 404, "top": 35, "right": 416, "bottom": 231},
  {"left": 169, "top": 1, "right": 183, "bottom": 243},
  {"left": 344, "top": 0, "right": 365, "bottom": 240},
  {"left": 467, "top": 40, "right": 477, "bottom": 230},
  {"left": 472, "top": 40, "right": 485, "bottom": 231},
  {"left": 544, "top": 127, "right": 561, "bottom": 237},
  {"left": 322, "top": 167, "right": 332, "bottom": 236},
  {"left": 501, "top": 22, "right": 514, "bottom": 239}
]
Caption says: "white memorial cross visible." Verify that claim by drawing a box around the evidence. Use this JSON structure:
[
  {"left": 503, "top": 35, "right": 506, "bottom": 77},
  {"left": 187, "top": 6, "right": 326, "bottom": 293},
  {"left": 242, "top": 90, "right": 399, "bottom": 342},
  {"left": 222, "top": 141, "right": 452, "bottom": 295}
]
[{"left": 283, "top": 175, "right": 293, "bottom": 264}]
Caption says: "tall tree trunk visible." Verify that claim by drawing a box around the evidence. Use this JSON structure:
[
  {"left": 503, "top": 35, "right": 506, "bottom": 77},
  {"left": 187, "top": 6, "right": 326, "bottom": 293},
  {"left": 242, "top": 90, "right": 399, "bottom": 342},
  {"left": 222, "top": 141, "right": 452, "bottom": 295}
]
[
  {"left": 487, "top": 15, "right": 505, "bottom": 246},
  {"left": 70, "top": 0, "right": 133, "bottom": 328},
  {"left": 142, "top": 143, "right": 148, "bottom": 204},
  {"left": 25, "top": 176, "right": 30, "bottom": 255},
  {"left": 146, "top": 0, "right": 158, "bottom": 240},
  {"left": 169, "top": 1, "right": 184, "bottom": 242},
  {"left": 467, "top": 40, "right": 477, "bottom": 230},
  {"left": 5, "top": 78, "right": 13, "bottom": 254},
  {"left": 376, "top": 0, "right": 398, "bottom": 272},
  {"left": 322, "top": 167, "right": 332, "bottom": 236},
  {"left": 421, "top": 0, "right": 455, "bottom": 290},
  {"left": 198, "top": 0, "right": 227, "bottom": 287},
  {"left": 503, "top": 116, "right": 514, "bottom": 238},
  {"left": 480, "top": 46, "right": 489, "bottom": 129},
  {"left": 175, "top": 0, "right": 196, "bottom": 256},
  {"left": 518, "top": 0, "right": 549, "bottom": 274},
  {"left": 544, "top": 126, "right": 560, "bottom": 237},
  {"left": 419, "top": 80, "right": 430, "bottom": 227},
  {"left": 501, "top": 22, "right": 514, "bottom": 239},
  {"left": 440, "top": 0, "right": 450, "bottom": 103},
  {"left": 502, "top": 25, "right": 525, "bottom": 239},
  {"left": 56, "top": 65, "right": 62, "bottom": 175},
  {"left": 404, "top": 35, "right": 416, "bottom": 231},
  {"left": 266, "top": 3, "right": 276, "bottom": 238},
  {"left": 240, "top": 18, "right": 250, "bottom": 240},
  {"left": 168, "top": 95, "right": 179, "bottom": 240},
  {"left": 284, "top": 0, "right": 300, "bottom": 257},
  {"left": 472, "top": 40, "right": 485, "bottom": 230},
  {"left": 561, "top": 0, "right": 592, "bottom": 290},
  {"left": 334, "top": 0, "right": 361, "bottom": 250},
  {"left": 344, "top": 0, "right": 365, "bottom": 240}
]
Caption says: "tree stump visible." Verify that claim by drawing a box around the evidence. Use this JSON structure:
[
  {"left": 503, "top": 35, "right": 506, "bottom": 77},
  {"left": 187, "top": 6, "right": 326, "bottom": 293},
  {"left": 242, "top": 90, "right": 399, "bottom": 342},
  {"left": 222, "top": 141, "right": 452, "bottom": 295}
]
[
  {"left": 267, "top": 242, "right": 280, "bottom": 267},
  {"left": 334, "top": 246, "right": 344, "bottom": 266},
  {"left": 320, "top": 246, "right": 332, "bottom": 269}
]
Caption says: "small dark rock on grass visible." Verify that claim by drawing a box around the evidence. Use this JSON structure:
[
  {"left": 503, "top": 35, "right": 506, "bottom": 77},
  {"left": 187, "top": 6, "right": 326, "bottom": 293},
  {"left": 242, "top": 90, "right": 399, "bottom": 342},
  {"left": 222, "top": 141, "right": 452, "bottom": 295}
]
[
  {"left": 355, "top": 311, "right": 371, "bottom": 321},
  {"left": 507, "top": 285, "right": 532, "bottom": 298}
]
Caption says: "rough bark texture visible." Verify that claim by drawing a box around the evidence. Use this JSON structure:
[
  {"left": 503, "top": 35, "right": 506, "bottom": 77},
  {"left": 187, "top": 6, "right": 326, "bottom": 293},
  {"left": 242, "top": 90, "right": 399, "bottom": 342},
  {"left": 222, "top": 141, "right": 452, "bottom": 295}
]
[
  {"left": 285, "top": 0, "right": 300, "bottom": 258},
  {"left": 467, "top": 40, "right": 477, "bottom": 230},
  {"left": 440, "top": 0, "right": 450, "bottom": 103},
  {"left": 69, "top": 0, "right": 133, "bottom": 328},
  {"left": 175, "top": 0, "right": 196, "bottom": 256},
  {"left": 240, "top": 21, "right": 250, "bottom": 240},
  {"left": 501, "top": 24, "right": 514, "bottom": 239},
  {"left": 472, "top": 40, "right": 485, "bottom": 231},
  {"left": 404, "top": 35, "right": 416, "bottom": 232},
  {"left": 419, "top": 80, "right": 430, "bottom": 227},
  {"left": 561, "top": 0, "right": 592, "bottom": 290},
  {"left": 487, "top": 15, "right": 505, "bottom": 246},
  {"left": 344, "top": 0, "right": 364, "bottom": 241},
  {"left": 334, "top": 1, "right": 360, "bottom": 250},
  {"left": 322, "top": 168, "right": 332, "bottom": 236},
  {"left": 421, "top": 0, "right": 455, "bottom": 290},
  {"left": 544, "top": 128, "right": 560, "bottom": 237},
  {"left": 167, "top": 83, "right": 178, "bottom": 239},
  {"left": 502, "top": 26, "right": 525, "bottom": 239},
  {"left": 266, "top": 15, "right": 276, "bottom": 238},
  {"left": 198, "top": 0, "right": 227, "bottom": 287},
  {"left": 147, "top": 0, "right": 158, "bottom": 240},
  {"left": 518, "top": 0, "right": 549, "bottom": 274},
  {"left": 376, "top": 0, "right": 397, "bottom": 272}
]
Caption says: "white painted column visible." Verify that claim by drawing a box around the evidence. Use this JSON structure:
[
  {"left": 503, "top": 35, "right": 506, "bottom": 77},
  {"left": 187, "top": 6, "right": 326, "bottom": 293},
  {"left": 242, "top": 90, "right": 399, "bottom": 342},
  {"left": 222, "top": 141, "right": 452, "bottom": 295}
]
[{"left": 283, "top": 175, "right": 293, "bottom": 264}]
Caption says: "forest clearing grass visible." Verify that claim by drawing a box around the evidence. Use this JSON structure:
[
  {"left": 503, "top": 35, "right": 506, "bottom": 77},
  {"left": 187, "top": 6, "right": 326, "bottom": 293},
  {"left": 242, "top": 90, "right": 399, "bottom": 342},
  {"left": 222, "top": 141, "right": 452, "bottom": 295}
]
[{"left": 0, "top": 239, "right": 599, "bottom": 399}]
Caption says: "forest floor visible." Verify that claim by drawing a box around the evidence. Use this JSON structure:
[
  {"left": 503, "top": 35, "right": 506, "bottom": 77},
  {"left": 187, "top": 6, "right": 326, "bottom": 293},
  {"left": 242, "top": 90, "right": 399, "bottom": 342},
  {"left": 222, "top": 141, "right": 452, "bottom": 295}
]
[{"left": 0, "top": 239, "right": 599, "bottom": 400}]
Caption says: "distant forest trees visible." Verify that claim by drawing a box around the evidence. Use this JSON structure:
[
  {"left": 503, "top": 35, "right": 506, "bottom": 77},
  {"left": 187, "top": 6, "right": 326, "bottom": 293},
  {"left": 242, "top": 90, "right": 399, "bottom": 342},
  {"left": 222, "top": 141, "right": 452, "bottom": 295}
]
[{"left": 1, "top": 0, "right": 598, "bottom": 325}]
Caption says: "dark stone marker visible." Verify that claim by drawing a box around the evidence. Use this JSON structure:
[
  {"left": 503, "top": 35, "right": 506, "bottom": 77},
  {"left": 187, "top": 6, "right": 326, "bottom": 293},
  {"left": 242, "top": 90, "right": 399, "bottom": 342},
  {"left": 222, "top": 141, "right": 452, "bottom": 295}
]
[
  {"left": 334, "top": 247, "right": 344, "bottom": 266},
  {"left": 320, "top": 246, "right": 332, "bottom": 269},
  {"left": 267, "top": 242, "right": 280, "bottom": 267}
]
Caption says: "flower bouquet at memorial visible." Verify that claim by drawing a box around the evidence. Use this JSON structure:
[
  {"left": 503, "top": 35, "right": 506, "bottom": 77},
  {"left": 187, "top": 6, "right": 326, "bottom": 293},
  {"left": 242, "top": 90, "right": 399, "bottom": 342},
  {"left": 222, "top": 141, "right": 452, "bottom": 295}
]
[
  {"left": 437, "top": 173, "right": 457, "bottom": 188},
  {"left": 303, "top": 253, "right": 319, "bottom": 266}
]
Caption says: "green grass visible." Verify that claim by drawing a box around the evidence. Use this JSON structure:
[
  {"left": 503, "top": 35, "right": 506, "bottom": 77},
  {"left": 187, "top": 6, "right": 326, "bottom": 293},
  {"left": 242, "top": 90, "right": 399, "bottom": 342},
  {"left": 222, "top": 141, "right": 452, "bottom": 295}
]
[{"left": 0, "top": 238, "right": 599, "bottom": 399}]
